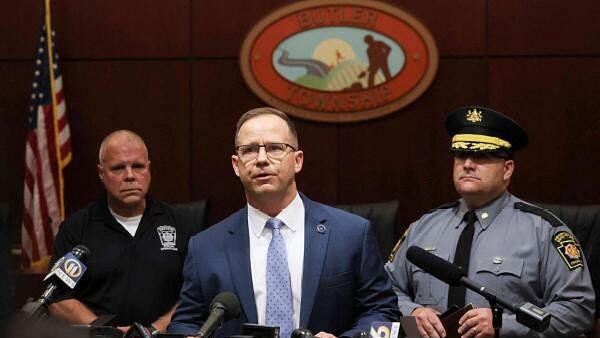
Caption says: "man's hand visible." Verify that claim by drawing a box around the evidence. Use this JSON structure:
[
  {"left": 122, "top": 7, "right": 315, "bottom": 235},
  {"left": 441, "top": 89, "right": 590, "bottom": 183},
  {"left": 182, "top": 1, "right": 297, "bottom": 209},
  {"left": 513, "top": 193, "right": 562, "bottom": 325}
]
[
  {"left": 314, "top": 331, "right": 337, "bottom": 338},
  {"left": 151, "top": 303, "right": 177, "bottom": 332},
  {"left": 457, "top": 308, "right": 493, "bottom": 338},
  {"left": 117, "top": 326, "right": 131, "bottom": 334},
  {"left": 411, "top": 307, "right": 446, "bottom": 338},
  {"left": 48, "top": 299, "right": 98, "bottom": 325}
]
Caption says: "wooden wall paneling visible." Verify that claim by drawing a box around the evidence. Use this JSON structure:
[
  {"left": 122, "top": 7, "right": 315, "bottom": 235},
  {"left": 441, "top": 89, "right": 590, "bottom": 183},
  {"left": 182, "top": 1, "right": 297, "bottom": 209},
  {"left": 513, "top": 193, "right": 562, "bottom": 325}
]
[
  {"left": 50, "top": 0, "right": 190, "bottom": 58},
  {"left": 391, "top": 0, "right": 486, "bottom": 56},
  {"left": 0, "top": 0, "right": 43, "bottom": 59},
  {"left": 192, "top": 0, "right": 488, "bottom": 58},
  {"left": 488, "top": 0, "right": 600, "bottom": 55},
  {"left": 489, "top": 58, "right": 600, "bottom": 203},
  {"left": 291, "top": 118, "right": 338, "bottom": 206},
  {"left": 338, "top": 58, "right": 488, "bottom": 232},
  {"left": 60, "top": 60, "right": 192, "bottom": 213},
  {"left": 192, "top": 0, "right": 289, "bottom": 57},
  {"left": 191, "top": 60, "right": 262, "bottom": 224},
  {"left": 0, "top": 62, "right": 35, "bottom": 244}
]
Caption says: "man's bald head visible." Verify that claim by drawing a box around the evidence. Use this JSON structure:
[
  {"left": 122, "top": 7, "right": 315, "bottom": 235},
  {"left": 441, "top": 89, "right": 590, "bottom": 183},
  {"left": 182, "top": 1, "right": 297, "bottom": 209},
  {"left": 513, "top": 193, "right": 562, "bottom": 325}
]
[
  {"left": 98, "top": 130, "right": 148, "bottom": 164},
  {"left": 97, "top": 130, "right": 151, "bottom": 217}
]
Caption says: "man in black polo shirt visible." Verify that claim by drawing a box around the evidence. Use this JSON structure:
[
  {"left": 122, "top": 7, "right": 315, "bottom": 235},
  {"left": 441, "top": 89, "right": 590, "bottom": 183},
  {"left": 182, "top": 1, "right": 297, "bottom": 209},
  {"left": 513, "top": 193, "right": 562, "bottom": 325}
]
[{"left": 48, "top": 130, "right": 194, "bottom": 334}]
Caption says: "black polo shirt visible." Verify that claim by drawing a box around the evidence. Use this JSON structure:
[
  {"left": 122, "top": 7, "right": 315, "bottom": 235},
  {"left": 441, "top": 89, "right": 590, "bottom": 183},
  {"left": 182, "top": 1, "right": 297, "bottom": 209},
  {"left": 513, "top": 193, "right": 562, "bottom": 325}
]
[{"left": 49, "top": 195, "right": 195, "bottom": 326}]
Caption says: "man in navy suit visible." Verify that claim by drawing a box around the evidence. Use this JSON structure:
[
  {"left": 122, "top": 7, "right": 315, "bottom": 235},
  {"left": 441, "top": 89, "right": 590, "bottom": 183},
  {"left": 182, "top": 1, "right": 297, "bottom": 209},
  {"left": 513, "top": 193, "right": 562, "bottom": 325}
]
[{"left": 168, "top": 107, "right": 400, "bottom": 338}]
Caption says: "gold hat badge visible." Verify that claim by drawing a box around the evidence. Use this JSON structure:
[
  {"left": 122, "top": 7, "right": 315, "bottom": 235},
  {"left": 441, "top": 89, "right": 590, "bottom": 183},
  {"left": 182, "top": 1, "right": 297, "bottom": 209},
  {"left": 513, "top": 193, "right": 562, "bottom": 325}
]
[{"left": 465, "top": 109, "right": 483, "bottom": 123}]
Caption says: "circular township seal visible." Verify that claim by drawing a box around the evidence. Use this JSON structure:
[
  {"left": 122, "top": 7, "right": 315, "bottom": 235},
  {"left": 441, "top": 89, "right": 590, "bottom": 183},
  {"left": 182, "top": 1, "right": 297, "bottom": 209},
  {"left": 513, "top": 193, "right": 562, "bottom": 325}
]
[{"left": 240, "top": 0, "right": 438, "bottom": 122}]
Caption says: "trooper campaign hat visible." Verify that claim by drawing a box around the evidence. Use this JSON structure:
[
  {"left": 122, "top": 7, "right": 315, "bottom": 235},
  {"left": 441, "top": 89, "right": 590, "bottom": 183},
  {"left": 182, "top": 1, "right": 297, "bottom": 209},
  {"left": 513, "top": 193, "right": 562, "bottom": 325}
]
[{"left": 445, "top": 106, "right": 528, "bottom": 154}]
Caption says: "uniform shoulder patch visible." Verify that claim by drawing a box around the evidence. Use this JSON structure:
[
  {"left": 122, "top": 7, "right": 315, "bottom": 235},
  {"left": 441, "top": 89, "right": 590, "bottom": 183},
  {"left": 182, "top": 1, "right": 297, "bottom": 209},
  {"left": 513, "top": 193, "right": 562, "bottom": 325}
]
[
  {"left": 425, "top": 200, "right": 459, "bottom": 214},
  {"left": 552, "top": 230, "right": 584, "bottom": 270},
  {"left": 513, "top": 202, "right": 565, "bottom": 227},
  {"left": 388, "top": 228, "right": 409, "bottom": 262}
]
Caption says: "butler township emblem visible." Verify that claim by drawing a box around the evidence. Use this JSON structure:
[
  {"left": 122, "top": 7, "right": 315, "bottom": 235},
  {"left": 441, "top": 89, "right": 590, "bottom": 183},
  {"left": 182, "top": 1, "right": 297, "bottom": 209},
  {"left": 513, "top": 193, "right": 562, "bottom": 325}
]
[
  {"left": 240, "top": 0, "right": 438, "bottom": 122},
  {"left": 157, "top": 225, "right": 177, "bottom": 251}
]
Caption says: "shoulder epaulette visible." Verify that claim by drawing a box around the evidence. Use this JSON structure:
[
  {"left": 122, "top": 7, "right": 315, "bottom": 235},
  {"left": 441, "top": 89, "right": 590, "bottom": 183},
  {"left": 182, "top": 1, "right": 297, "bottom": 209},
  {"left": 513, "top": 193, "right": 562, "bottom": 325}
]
[
  {"left": 514, "top": 202, "right": 565, "bottom": 227},
  {"left": 425, "top": 200, "right": 459, "bottom": 214}
]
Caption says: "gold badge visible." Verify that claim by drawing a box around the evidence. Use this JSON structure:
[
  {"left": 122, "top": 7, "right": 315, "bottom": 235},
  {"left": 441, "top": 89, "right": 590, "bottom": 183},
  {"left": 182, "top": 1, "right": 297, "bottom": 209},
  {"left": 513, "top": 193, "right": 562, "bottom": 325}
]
[
  {"left": 552, "top": 231, "right": 583, "bottom": 270},
  {"left": 564, "top": 243, "right": 581, "bottom": 259},
  {"left": 388, "top": 228, "right": 409, "bottom": 262},
  {"left": 465, "top": 109, "right": 483, "bottom": 123}
]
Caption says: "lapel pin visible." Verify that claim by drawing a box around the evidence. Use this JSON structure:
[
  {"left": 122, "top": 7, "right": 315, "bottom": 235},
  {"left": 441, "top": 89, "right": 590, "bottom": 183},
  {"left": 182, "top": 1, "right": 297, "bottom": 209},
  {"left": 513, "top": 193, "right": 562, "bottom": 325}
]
[{"left": 316, "top": 224, "right": 326, "bottom": 233}]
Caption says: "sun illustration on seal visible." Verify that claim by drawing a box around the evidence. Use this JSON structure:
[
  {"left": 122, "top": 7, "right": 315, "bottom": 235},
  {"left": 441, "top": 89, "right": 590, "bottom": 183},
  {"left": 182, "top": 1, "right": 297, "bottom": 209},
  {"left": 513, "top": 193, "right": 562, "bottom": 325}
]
[{"left": 312, "top": 38, "right": 357, "bottom": 67}]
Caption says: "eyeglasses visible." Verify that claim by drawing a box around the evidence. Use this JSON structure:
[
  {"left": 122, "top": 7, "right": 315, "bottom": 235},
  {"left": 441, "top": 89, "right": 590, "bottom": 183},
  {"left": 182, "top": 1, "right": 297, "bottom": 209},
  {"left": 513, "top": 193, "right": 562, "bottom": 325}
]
[{"left": 235, "top": 143, "right": 297, "bottom": 162}]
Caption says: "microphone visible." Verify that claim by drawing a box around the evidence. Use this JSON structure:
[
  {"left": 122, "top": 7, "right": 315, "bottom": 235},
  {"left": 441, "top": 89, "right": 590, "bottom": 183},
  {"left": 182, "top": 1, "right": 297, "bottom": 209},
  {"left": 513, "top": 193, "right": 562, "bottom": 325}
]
[
  {"left": 196, "top": 292, "right": 241, "bottom": 338},
  {"left": 370, "top": 322, "right": 400, "bottom": 338},
  {"left": 406, "top": 246, "right": 464, "bottom": 286},
  {"left": 41, "top": 245, "right": 91, "bottom": 304},
  {"left": 21, "top": 245, "right": 91, "bottom": 320},
  {"left": 292, "top": 328, "right": 314, "bottom": 338},
  {"left": 351, "top": 331, "right": 368, "bottom": 338},
  {"left": 124, "top": 322, "right": 153, "bottom": 338},
  {"left": 406, "top": 246, "right": 550, "bottom": 332}
]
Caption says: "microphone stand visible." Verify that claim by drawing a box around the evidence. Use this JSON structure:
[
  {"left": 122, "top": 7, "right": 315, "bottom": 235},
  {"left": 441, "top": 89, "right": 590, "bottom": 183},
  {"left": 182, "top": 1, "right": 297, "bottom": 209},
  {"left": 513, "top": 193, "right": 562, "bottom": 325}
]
[
  {"left": 20, "top": 282, "right": 58, "bottom": 320},
  {"left": 20, "top": 299, "right": 48, "bottom": 320},
  {"left": 485, "top": 295, "right": 503, "bottom": 338}
]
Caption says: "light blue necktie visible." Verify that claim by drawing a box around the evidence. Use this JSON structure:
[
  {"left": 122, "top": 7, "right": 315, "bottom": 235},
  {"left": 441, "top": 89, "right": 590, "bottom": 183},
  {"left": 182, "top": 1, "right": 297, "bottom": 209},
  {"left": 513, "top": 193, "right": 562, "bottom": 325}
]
[{"left": 265, "top": 218, "right": 294, "bottom": 338}]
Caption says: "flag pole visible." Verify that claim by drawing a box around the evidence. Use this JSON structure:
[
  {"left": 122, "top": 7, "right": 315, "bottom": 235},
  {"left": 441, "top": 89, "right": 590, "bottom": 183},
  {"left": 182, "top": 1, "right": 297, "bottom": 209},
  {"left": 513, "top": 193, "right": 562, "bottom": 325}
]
[{"left": 44, "top": 0, "right": 66, "bottom": 219}]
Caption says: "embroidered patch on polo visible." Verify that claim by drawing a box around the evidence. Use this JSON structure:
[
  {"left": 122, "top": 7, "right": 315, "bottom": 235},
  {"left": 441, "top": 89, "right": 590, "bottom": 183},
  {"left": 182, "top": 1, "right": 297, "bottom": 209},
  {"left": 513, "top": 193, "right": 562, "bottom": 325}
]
[{"left": 157, "top": 225, "right": 178, "bottom": 251}]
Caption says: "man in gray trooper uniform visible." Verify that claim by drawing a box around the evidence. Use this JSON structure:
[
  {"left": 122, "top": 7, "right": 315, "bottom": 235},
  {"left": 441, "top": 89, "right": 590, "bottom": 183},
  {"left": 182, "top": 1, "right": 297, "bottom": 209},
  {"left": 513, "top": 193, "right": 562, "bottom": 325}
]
[{"left": 385, "top": 106, "right": 594, "bottom": 338}]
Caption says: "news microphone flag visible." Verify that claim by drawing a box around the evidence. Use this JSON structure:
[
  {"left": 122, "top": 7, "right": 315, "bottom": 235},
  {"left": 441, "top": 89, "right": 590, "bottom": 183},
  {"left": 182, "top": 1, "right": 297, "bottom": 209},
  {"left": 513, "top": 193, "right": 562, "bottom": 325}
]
[
  {"left": 44, "top": 251, "right": 87, "bottom": 289},
  {"left": 22, "top": 0, "right": 72, "bottom": 268},
  {"left": 370, "top": 322, "right": 400, "bottom": 338}
]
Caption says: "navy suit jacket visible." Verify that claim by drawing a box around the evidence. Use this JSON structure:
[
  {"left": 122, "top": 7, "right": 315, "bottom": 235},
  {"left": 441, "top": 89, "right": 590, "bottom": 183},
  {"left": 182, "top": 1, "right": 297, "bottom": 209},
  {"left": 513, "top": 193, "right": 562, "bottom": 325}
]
[{"left": 168, "top": 194, "right": 400, "bottom": 337}]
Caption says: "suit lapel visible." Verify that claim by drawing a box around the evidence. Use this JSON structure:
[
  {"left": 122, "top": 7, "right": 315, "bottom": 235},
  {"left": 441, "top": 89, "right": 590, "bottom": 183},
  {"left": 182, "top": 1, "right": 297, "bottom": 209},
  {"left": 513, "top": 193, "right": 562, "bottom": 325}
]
[
  {"left": 225, "top": 208, "right": 258, "bottom": 323},
  {"left": 299, "top": 195, "right": 329, "bottom": 327}
]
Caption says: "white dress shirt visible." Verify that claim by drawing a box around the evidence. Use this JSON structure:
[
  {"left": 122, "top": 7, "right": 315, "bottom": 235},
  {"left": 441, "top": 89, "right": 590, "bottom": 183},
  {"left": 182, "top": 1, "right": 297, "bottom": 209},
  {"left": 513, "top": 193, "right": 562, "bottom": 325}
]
[{"left": 248, "top": 193, "right": 305, "bottom": 329}]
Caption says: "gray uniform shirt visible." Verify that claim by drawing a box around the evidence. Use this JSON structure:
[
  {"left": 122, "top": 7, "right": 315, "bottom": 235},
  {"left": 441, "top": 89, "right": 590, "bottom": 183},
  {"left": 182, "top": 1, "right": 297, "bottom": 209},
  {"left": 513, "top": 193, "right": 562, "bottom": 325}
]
[{"left": 385, "top": 192, "right": 595, "bottom": 338}]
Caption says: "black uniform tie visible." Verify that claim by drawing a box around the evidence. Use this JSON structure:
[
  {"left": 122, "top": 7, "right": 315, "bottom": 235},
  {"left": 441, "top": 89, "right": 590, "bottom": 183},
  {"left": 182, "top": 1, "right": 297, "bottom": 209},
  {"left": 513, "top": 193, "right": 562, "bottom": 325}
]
[{"left": 447, "top": 210, "right": 477, "bottom": 309}]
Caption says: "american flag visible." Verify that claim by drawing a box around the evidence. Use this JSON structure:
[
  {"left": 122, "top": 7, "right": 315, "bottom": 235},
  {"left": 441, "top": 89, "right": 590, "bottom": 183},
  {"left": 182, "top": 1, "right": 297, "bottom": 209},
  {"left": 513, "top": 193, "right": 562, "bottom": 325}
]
[{"left": 22, "top": 1, "right": 72, "bottom": 268}]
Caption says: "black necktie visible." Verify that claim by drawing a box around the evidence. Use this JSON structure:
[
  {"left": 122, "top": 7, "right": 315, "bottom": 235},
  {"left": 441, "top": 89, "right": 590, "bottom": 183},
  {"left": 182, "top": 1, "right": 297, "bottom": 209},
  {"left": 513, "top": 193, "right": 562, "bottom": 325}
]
[{"left": 447, "top": 210, "right": 477, "bottom": 309}]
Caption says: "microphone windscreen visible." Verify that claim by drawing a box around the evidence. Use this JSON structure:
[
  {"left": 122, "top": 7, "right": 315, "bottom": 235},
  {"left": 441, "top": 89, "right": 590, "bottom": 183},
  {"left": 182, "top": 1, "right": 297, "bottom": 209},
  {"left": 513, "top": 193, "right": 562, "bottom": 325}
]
[
  {"left": 292, "top": 328, "right": 313, "bottom": 338},
  {"left": 210, "top": 291, "right": 241, "bottom": 320},
  {"left": 406, "top": 246, "right": 464, "bottom": 286},
  {"left": 72, "top": 245, "right": 91, "bottom": 261}
]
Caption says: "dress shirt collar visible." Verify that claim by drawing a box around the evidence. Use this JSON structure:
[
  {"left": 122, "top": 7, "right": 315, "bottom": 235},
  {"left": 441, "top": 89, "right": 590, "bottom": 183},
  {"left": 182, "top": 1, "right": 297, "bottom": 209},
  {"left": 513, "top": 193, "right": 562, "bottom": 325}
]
[
  {"left": 458, "top": 191, "right": 511, "bottom": 230},
  {"left": 248, "top": 193, "right": 303, "bottom": 237}
]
